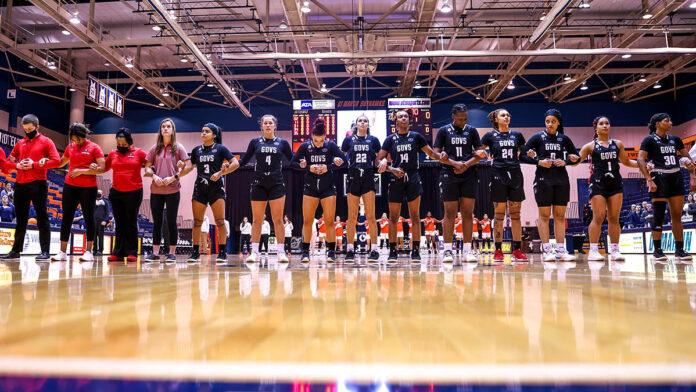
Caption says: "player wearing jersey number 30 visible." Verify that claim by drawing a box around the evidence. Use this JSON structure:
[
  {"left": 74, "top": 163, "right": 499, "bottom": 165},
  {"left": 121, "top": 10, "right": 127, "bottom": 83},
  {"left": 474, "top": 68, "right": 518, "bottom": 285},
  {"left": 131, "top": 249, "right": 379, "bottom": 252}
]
[{"left": 638, "top": 113, "right": 696, "bottom": 262}]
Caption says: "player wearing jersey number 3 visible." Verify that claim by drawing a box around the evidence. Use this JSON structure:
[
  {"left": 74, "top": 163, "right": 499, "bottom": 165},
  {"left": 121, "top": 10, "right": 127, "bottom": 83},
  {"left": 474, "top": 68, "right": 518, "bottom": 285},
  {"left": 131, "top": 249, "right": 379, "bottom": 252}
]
[{"left": 638, "top": 113, "right": 696, "bottom": 262}]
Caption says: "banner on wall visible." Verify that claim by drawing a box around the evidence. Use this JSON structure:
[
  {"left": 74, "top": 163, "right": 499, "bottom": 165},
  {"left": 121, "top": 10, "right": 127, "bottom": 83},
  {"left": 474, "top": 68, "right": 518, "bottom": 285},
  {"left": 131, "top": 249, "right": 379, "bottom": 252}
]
[
  {"left": 72, "top": 233, "right": 86, "bottom": 254},
  {"left": 0, "top": 228, "right": 61, "bottom": 254},
  {"left": 609, "top": 232, "right": 646, "bottom": 254},
  {"left": 645, "top": 229, "right": 695, "bottom": 254},
  {"left": 87, "top": 75, "right": 125, "bottom": 118}
]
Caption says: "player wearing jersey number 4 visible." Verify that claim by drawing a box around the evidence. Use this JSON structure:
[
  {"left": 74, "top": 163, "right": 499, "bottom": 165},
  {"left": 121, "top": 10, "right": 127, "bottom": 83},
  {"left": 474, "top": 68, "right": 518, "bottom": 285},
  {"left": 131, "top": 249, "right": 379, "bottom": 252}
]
[
  {"left": 638, "top": 113, "right": 696, "bottom": 263},
  {"left": 178, "top": 124, "right": 239, "bottom": 263},
  {"left": 434, "top": 104, "right": 487, "bottom": 263},
  {"left": 238, "top": 115, "right": 294, "bottom": 264},
  {"left": 521, "top": 109, "right": 580, "bottom": 262},
  {"left": 378, "top": 109, "right": 444, "bottom": 264},
  {"left": 575, "top": 116, "right": 639, "bottom": 262},
  {"left": 291, "top": 118, "right": 346, "bottom": 263},
  {"left": 481, "top": 109, "right": 530, "bottom": 263}
]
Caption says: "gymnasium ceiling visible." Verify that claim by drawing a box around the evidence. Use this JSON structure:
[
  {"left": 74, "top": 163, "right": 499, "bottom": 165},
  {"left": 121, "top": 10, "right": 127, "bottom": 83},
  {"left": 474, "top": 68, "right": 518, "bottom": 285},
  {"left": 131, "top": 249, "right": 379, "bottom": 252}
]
[{"left": 1, "top": 0, "right": 696, "bottom": 115}]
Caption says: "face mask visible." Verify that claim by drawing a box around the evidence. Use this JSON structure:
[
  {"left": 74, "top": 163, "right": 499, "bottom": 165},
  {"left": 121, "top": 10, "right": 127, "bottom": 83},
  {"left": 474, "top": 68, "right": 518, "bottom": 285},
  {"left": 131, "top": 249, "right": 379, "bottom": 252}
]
[
  {"left": 117, "top": 146, "right": 129, "bottom": 154},
  {"left": 26, "top": 130, "right": 37, "bottom": 139}
]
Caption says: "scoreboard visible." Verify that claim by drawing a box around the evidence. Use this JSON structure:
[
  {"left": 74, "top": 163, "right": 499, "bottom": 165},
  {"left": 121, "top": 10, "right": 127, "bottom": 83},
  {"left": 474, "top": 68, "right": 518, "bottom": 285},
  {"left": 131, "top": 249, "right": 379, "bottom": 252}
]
[
  {"left": 292, "top": 99, "right": 337, "bottom": 151},
  {"left": 387, "top": 98, "right": 432, "bottom": 141}
]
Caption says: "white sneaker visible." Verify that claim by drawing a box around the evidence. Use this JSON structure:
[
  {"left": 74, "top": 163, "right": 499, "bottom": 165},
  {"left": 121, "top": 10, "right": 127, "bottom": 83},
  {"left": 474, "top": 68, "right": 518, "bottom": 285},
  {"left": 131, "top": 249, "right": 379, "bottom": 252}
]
[
  {"left": 79, "top": 251, "right": 94, "bottom": 262},
  {"left": 278, "top": 252, "right": 289, "bottom": 263},
  {"left": 464, "top": 250, "right": 478, "bottom": 263},
  {"left": 588, "top": 250, "right": 605, "bottom": 261},
  {"left": 51, "top": 251, "right": 67, "bottom": 261},
  {"left": 441, "top": 250, "right": 454, "bottom": 263},
  {"left": 610, "top": 250, "right": 625, "bottom": 261},
  {"left": 245, "top": 253, "right": 258, "bottom": 263},
  {"left": 556, "top": 251, "right": 576, "bottom": 261},
  {"left": 543, "top": 251, "right": 556, "bottom": 262}
]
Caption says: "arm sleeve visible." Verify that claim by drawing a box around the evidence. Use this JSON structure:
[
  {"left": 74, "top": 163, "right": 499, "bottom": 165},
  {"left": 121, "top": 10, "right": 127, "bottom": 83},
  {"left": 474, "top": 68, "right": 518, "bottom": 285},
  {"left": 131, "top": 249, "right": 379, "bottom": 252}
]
[
  {"left": 519, "top": 134, "right": 539, "bottom": 165},
  {"left": 290, "top": 144, "right": 308, "bottom": 170},
  {"left": 238, "top": 140, "right": 256, "bottom": 167}
]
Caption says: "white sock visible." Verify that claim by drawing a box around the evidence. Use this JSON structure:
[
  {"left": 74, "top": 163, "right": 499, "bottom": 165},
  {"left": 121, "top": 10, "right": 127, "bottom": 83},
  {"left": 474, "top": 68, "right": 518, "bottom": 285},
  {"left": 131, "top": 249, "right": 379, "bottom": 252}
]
[
  {"left": 542, "top": 243, "right": 552, "bottom": 253},
  {"left": 611, "top": 243, "right": 620, "bottom": 252},
  {"left": 347, "top": 244, "right": 354, "bottom": 252},
  {"left": 463, "top": 243, "right": 472, "bottom": 252},
  {"left": 590, "top": 243, "right": 599, "bottom": 252},
  {"left": 444, "top": 243, "right": 452, "bottom": 251},
  {"left": 252, "top": 243, "right": 259, "bottom": 254},
  {"left": 557, "top": 243, "right": 566, "bottom": 253}
]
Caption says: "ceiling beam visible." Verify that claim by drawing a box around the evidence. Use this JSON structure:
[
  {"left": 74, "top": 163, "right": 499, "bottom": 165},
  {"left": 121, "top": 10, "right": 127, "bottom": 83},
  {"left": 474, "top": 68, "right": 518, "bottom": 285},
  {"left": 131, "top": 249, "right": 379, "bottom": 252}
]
[
  {"left": 281, "top": 0, "right": 323, "bottom": 98},
  {"left": 548, "top": 0, "right": 689, "bottom": 102},
  {"left": 28, "top": 0, "right": 178, "bottom": 107},
  {"left": 397, "top": 0, "right": 438, "bottom": 96}
]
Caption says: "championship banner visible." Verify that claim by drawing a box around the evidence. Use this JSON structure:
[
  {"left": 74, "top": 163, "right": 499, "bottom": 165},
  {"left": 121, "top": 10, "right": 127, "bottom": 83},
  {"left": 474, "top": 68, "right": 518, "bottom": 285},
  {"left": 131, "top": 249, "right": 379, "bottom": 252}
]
[{"left": 87, "top": 75, "right": 125, "bottom": 118}]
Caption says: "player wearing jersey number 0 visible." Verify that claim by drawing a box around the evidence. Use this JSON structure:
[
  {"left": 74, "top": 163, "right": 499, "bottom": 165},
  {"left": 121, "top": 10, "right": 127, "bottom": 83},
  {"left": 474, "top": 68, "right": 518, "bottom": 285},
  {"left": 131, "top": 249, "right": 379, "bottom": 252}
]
[
  {"left": 481, "top": 109, "right": 530, "bottom": 262},
  {"left": 291, "top": 118, "right": 347, "bottom": 263},
  {"left": 341, "top": 115, "right": 382, "bottom": 263},
  {"left": 178, "top": 124, "right": 239, "bottom": 263},
  {"left": 378, "top": 109, "right": 444, "bottom": 263},
  {"left": 521, "top": 109, "right": 579, "bottom": 262},
  {"left": 575, "top": 116, "right": 639, "bottom": 262},
  {"left": 433, "top": 104, "right": 487, "bottom": 263},
  {"left": 638, "top": 113, "right": 696, "bottom": 262},
  {"left": 238, "top": 115, "right": 293, "bottom": 263}
]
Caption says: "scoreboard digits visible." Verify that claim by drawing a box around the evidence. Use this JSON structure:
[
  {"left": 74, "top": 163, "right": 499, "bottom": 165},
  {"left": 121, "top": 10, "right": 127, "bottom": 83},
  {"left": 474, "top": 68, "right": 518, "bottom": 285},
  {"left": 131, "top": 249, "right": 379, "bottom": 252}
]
[{"left": 292, "top": 100, "right": 337, "bottom": 151}]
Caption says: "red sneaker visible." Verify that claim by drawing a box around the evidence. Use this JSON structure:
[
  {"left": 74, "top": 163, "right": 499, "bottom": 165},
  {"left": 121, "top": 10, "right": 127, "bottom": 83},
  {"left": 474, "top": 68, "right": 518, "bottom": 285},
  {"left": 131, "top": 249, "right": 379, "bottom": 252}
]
[
  {"left": 107, "top": 255, "right": 121, "bottom": 262},
  {"left": 493, "top": 249, "right": 504, "bottom": 262},
  {"left": 126, "top": 255, "right": 137, "bottom": 262},
  {"left": 512, "top": 249, "right": 529, "bottom": 261}
]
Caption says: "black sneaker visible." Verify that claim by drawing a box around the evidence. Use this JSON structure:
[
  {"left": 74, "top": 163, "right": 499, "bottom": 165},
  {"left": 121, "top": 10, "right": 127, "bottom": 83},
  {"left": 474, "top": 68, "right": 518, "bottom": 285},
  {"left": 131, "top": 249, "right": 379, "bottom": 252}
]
[
  {"left": 327, "top": 250, "right": 336, "bottom": 263},
  {"left": 387, "top": 249, "right": 398, "bottom": 263},
  {"left": 187, "top": 251, "right": 200, "bottom": 263},
  {"left": 368, "top": 250, "right": 380, "bottom": 263},
  {"left": 653, "top": 248, "right": 668, "bottom": 262},
  {"left": 675, "top": 248, "right": 693, "bottom": 261},
  {"left": 301, "top": 250, "right": 310, "bottom": 263},
  {"left": 144, "top": 251, "right": 157, "bottom": 262},
  {"left": 411, "top": 249, "right": 421, "bottom": 263},
  {"left": 35, "top": 252, "right": 50, "bottom": 261},
  {"left": 1, "top": 251, "right": 19, "bottom": 260},
  {"left": 216, "top": 251, "right": 227, "bottom": 263},
  {"left": 442, "top": 250, "right": 455, "bottom": 263},
  {"left": 165, "top": 253, "right": 176, "bottom": 263},
  {"left": 344, "top": 250, "right": 355, "bottom": 264}
]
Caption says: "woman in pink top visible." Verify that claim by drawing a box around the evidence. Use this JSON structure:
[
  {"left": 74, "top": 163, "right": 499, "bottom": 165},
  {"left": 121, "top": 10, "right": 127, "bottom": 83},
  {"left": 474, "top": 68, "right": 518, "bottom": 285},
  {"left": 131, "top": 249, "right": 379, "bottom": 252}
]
[
  {"left": 144, "top": 118, "right": 190, "bottom": 263},
  {"left": 52, "top": 123, "right": 105, "bottom": 262}
]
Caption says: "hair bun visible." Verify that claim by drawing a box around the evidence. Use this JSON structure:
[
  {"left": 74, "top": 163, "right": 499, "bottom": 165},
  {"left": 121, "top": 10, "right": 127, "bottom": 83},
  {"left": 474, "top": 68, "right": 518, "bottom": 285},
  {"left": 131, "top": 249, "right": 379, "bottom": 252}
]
[{"left": 313, "top": 117, "right": 326, "bottom": 133}]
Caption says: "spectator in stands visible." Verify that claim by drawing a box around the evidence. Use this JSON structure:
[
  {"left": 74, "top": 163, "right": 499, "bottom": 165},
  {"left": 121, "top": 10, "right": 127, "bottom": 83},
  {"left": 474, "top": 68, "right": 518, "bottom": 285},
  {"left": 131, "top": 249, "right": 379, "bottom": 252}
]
[
  {"left": 626, "top": 205, "right": 644, "bottom": 229},
  {"left": 95, "top": 128, "right": 147, "bottom": 262},
  {"left": 28, "top": 204, "right": 36, "bottom": 220},
  {"left": 0, "top": 195, "right": 14, "bottom": 223},
  {"left": 2, "top": 114, "right": 61, "bottom": 261},
  {"left": 1, "top": 183, "right": 13, "bottom": 200},
  {"left": 73, "top": 206, "right": 85, "bottom": 229},
  {"left": 93, "top": 190, "right": 110, "bottom": 256},
  {"left": 686, "top": 195, "right": 696, "bottom": 217},
  {"left": 144, "top": 118, "right": 190, "bottom": 263}
]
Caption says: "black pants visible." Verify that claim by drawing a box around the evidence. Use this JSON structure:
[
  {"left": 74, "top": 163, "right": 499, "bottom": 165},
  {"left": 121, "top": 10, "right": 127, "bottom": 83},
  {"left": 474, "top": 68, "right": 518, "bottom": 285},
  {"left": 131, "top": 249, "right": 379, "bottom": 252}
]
[
  {"left": 110, "top": 188, "right": 143, "bottom": 257},
  {"left": 260, "top": 234, "right": 269, "bottom": 253},
  {"left": 12, "top": 180, "right": 50, "bottom": 253},
  {"left": 240, "top": 234, "right": 251, "bottom": 253},
  {"left": 150, "top": 192, "right": 180, "bottom": 249},
  {"left": 93, "top": 224, "right": 105, "bottom": 253},
  {"left": 60, "top": 184, "right": 98, "bottom": 243},
  {"left": 285, "top": 236, "right": 292, "bottom": 253}
]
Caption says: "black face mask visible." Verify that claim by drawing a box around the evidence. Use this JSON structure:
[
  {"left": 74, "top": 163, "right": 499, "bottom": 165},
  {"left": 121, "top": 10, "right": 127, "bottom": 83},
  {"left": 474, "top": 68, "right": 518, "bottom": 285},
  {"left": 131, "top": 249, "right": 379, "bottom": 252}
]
[
  {"left": 117, "top": 146, "right": 129, "bottom": 154},
  {"left": 26, "top": 130, "right": 37, "bottom": 139}
]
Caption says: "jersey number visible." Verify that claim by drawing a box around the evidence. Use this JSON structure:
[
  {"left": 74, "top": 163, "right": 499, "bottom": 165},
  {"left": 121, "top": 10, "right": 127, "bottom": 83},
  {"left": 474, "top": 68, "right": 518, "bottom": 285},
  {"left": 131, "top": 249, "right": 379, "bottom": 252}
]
[
  {"left": 400, "top": 153, "right": 409, "bottom": 163},
  {"left": 266, "top": 155, "right": 272, "bottom": 165},
  {"left": 455, "top": 147, "right": 463, "bottom": 157},
  {"left": 204, "top": 164, "right": 210, "bottom": 174},
  {"left": 665, "top": 155, "right": 676, "bottom": 166},
  {"left": 502, "top": 149, "right": 513, "bottom": 159},
  {"left": 356, "top": 153, "right": 367, "bottom": 163}
]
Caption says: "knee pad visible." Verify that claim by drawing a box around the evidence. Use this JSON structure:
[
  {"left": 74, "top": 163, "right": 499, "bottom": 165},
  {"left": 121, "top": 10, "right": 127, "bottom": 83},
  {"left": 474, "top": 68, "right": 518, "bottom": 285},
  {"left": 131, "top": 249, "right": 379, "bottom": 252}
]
[
  {"left": 510, "top": 211, "right": 521, "bottom": 220},
  {"left": 652, "top": 201, "right": 667, "bottom": 231}
]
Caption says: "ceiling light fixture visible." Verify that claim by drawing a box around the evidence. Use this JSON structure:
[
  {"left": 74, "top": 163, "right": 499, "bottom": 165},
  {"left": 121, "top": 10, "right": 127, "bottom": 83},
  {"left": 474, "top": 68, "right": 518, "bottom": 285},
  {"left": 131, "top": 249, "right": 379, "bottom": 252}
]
[
  {"left": 162, "top": 89, "right": 170, "bottom": 97},
  {"left": 180, "top": 57, "right": 188, "bottom": 63},
  {"left": 440, "top": 0, "right": 452, "bottom": 13},
  {"left": 414, "top": 81, "right": 422, "bottom": 89},
  {"left": 207, "top": 81, "right": 214, "bottom": 87},
  {"left": 69, "top": 12, "right": 79, "bottom": 24},
  {"left": 279, "top": 19, "right": 288, "bottom": 29},
  {"left": 642, "top": 0, "right": 653, "bottom": 20},
  {"left": 690, "top": 1, "right": 696, "bottom": 8},
  {"left": 69, "top": 87, "right": 76, "bottom": 92},
  {"left": 104, "top": 62, "right": 110, "bottom": 67},
  {"left": 563, "top": 74, "right": 571, "bottom": 81},
  {"left": 136, "top": 85, "right": 144, "bottom": 90},
  {"left": 125, "top": 57, "right": 134, "bottom": 68},
  {"left": 539, "top": 12, "right": 546, "bottom": 20},
  {"left": 580, "top": 81, "right": 588, "bottom": 90},
  {"left": 158, "top": 102, "right": 165, "bottom": 107},
  {"left": 579, "top": 0, "right": 590, "bottom": 8},
  {"left": 320, "top": 83, "right": 328, "bottom": 93},
  {"left": 622, "top": 54, "right": 632, "bottom": 59},
  {"left": 653, "top": 81, "right": 662, "bottom": 89},
  {"left": 61, "top": 30, "right": 70, "bottom": 36},
  {"left": 507, "top": 81, "right": 515, "bottom": 90},
  {"left": 300, "top": 1, "right": 311, "bottom": 13},
  {"left": 409, "top": 15, "right": 417, "bottom": 23},
  {"left": 639, "top": 75, "right": 647, "bottom": 82},
  {"left": 47, "top": 61, "right": 57, "bottom": 70},
  {"left": 488, "top": 76, "right": 498, "bottom": 84},
  {"left": 152, "top": 25, "right": 161, "bottom": 31}
]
